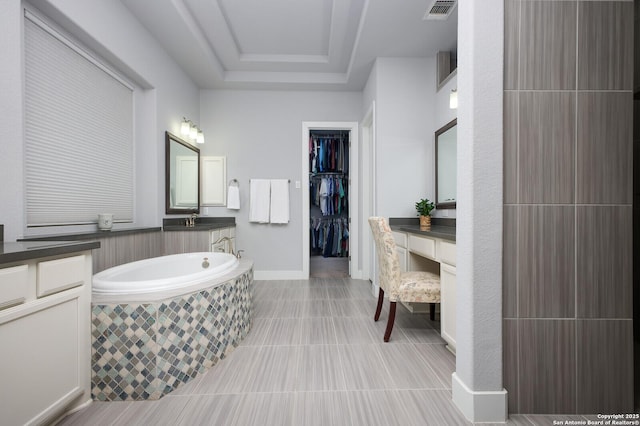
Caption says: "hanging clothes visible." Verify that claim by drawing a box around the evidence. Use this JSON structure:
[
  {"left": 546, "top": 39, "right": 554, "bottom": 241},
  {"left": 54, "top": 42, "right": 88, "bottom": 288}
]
[
  {"left": 309, "top": 134, "right": 349, "bottom": 174},
  {"left": 309, "top": 175, "right": 348, "bottom": 217},
  {"left": 310, "top": 217, "right": 349, "bottom": 258}
]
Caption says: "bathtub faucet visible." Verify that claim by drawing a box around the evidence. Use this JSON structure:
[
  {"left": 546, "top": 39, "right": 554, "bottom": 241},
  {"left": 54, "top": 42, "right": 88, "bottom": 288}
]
[{"left": 213, "top": 236, "right": 241, "bottom": 258}]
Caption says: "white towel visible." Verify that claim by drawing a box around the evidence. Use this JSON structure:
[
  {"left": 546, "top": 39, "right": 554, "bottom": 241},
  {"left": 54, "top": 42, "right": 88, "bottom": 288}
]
[
  {"left": 249, "top": 179, "right": 271, "bottom": 223},
  {"left": 269, "top": 179, "right": 290, "bottom": 224},
  {"left": 227, "top": 185, "right": 240, "bottom": 210}
]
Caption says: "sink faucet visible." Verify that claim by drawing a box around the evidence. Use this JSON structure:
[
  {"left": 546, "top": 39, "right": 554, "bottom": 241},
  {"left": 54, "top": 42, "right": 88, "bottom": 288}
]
[{"left": 185, "top": 213, "right": 198, "bottom": 227}]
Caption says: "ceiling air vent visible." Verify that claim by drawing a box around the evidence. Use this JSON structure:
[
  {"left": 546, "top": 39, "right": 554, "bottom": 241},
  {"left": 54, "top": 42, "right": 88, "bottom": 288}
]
[{"left": 423, "top": 0, "right": 457, "bottom": 20}]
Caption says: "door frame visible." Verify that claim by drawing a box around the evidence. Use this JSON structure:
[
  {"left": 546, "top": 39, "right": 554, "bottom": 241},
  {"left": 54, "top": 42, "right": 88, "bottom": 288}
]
[
  {"left": 302, "top": 121, "right": 359, "bottom": 279},
  {"left": 361, "top": 102, "right": 377, "bottom": 293}
]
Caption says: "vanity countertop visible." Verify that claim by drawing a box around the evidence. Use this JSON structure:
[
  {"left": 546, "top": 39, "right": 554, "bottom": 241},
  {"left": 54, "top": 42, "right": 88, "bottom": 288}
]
[
  {"left": 18, "top": 227, "right": 161, "bottom": 241},
  {"left": 0, "top": 240, "right": 100, "bottom": 265},
  {"left": 162, "top": 217, "right": 236, "bottom": 231},
  {"left": 388, "top": 217, "right": 456, "bottom": 242}
]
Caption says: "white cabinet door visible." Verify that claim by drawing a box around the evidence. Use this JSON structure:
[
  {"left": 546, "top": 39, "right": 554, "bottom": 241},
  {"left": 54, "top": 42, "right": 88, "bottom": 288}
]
[
  {"left": 201, "top": 156, "right": 226, "bottom": 206},
  {"left": 396, "top": 246, "right": 408, "bottom": 273},
  {"left": 440, "top": 262, "right": 457, "bottom": 354}
]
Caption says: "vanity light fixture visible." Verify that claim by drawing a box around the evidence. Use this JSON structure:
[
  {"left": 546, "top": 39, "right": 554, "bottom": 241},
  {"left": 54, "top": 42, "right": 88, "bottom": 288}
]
[
  {"left": 180, "top": 117, "right": 205, "bottom": 144},
  {"left": 449, "top": 89, "right": 458, "bottom": 109},
  {"left": 180, "top": 118, "right": 191, "bottom": 137},
  {"left": 189, "top": 123, "right": 198, "bottom": 140}
]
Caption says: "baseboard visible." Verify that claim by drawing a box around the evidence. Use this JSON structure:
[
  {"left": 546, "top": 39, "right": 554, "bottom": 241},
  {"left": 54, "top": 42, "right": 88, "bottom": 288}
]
[{"left": 452, "top": 372, "right": 507, "bottom": 423}]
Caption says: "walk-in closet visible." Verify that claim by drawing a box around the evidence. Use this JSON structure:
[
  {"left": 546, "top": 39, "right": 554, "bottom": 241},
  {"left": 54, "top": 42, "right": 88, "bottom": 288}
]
[{"left": 309, "top": 130, "right": 350, "bottom": 278}]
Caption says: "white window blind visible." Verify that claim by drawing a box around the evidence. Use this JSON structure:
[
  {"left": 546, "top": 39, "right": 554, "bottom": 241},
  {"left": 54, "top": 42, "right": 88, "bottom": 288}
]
[{"left": 24, "top": 13, "right": 134, "bottom": 227}]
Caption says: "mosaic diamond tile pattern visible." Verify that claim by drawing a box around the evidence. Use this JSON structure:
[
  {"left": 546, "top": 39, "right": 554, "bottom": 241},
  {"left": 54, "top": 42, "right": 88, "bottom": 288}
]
[
  {"left": 91, "top": 304, "right": 160, "bottom": 401},
  {"left": 91, "top": 268, "right": 253, "bottom": 401}
]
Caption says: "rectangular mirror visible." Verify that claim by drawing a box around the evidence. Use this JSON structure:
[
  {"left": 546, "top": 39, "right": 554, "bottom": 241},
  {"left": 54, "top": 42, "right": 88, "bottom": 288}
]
[
  {"left": 435, "top": 118, "right": 457, "bottom": 209},
  {"left": 165, "top": 131, "right": 200, "bottom": 214}
]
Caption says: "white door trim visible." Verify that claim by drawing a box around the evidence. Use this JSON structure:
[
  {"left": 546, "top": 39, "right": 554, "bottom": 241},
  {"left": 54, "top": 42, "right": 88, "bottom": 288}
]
[
  {"left": 360, "top": 102, "right": 376, "bottom": 290},
  {"left": 302, "top": 121, "right": 359, "bottom": 279}
]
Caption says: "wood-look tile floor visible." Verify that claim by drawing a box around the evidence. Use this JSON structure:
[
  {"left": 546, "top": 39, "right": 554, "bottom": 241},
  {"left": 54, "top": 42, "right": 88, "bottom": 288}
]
[{"left": 58, "top": 278, "right": 604, "bottom": 426}]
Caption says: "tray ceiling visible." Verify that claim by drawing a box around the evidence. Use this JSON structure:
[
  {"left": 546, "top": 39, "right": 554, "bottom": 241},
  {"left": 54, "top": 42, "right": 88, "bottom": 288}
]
[{"left": 120, "top": 0, "right": 457, "bottom": 90}]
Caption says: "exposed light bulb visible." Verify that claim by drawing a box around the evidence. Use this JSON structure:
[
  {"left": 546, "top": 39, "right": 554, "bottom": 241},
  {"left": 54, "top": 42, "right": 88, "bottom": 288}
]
[
  {"left": 196, "top": 130, "right": 205, "bottom": 144},
  {"left": 449, "top": 89, "right": 458, "bottom": 109},
  {"left": 180, "top": 119, "right": 191, "bottom": 137}
]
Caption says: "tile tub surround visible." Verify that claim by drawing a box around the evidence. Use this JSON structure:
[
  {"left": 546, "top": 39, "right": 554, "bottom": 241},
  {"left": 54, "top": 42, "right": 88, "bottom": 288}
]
[{"left": 91, "top": 265, "right": 253, "bottom": 401}]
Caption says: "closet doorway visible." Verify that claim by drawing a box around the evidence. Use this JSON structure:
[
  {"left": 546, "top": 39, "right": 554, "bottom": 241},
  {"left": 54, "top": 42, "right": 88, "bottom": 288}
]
[{"left": 301, "top": 122, "right": 359, "bottom": 280}]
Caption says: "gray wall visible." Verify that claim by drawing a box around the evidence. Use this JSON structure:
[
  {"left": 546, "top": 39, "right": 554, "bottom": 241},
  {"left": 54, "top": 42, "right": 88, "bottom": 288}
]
[
  {"left": 198, "top": 90, "right": 362, "bottom": 274},
  {"left": 503, "top": 0, "right": 633, "bottom": 414}
]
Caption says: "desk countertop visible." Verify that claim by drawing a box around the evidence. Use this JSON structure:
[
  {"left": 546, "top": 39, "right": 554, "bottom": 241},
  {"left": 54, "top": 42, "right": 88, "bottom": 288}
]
[
  {"left": 391, "top": 224, "right": 456, "bottom": 242},
  {"left": 388, "top": 217, "right": 456, "bottom": 242}
]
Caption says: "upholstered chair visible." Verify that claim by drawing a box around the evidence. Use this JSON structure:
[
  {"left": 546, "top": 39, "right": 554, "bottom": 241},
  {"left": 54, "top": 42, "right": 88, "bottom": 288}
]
[{"left": 368, "top": 217, "right": 441, "bottom": 342}]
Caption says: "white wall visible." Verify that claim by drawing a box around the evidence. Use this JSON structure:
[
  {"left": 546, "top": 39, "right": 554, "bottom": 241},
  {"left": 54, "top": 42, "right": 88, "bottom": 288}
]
[
  {"left": 452, "top": 0, "right": 506, "bottom": 421},
  {"left": 199, "top": 90, "right": 362, "bottom": 274},
  {"left": 0, "top": 0, "right": 199, "bottom": 241},
  {"left": 374, "top": 57, "right": 436, "bottom": 218},
  {"left": 0, "top": 0, "right": 25, "bottom": 242}
]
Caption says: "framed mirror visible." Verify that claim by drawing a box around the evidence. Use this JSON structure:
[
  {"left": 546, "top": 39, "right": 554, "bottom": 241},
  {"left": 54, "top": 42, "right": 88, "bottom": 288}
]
[
  {"left": 165, "top": 131, "right": 200, "bottom": 214},
  {"left": 435, "top": 118, "right": 457, "bottom": 209}
]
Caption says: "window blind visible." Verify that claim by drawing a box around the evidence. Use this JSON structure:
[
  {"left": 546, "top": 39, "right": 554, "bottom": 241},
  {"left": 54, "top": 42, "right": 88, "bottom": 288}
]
[{"left": 24, "top": 13, "right": 134, "bottom": 227}]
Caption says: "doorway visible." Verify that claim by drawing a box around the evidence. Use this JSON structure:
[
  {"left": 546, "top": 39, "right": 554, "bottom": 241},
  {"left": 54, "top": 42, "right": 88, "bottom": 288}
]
[
  {"left": 308, "top": 129, "right": 350, "bottom": 278},
  {"left": 301, "top": 122, "right": 359, "bottom": 280}
]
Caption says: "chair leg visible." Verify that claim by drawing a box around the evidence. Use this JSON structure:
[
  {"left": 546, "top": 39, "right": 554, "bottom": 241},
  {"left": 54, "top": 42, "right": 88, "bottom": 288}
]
[
  {"left": 384, "top": 301, "right": 396, "bottom": 342},
  {"left": 374, "top": 287, "right": 385, "bottom": 321},
  {"left": 430, "top": 303, "right": 436, "bottom": 321}
]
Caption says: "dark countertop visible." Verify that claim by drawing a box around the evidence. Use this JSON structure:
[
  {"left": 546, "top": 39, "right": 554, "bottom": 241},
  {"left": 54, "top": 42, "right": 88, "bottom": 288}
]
[
  {"left": 18, "top": 227, "right": 161, "bottom": 241},
  {"left": 391, "top": 224, "right": 456, "bottom": 241},
  {"left": 163, "top": 217, "right": 236, "bottom": 231},
  {"left": 163, "top": 223, "right": 236, "bottom": 231},
  {"left": 389, "top": 217, "right": 456, "bottom": 242},
  {"left": 0, "top": 240, "right": 101, "bottom": 265}
]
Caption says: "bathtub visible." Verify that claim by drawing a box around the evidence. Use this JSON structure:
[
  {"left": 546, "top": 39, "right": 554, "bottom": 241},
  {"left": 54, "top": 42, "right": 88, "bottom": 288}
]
[
  {"left": 91, "top": 253, "right": 253, "bottom": 401},
  {"left": 93, "top": 252, "right": 239, "bottom": 294}
]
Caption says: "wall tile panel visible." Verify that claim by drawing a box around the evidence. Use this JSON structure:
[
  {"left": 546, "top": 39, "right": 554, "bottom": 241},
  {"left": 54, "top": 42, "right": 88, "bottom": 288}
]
[
  {"left": 578, "top": 1, "right": 634, "bottom": 90},
  {"left": 519, "top": 319, "right": 576, "bottom": 414},
  {"left": 520, "top": 1, "right": 577, "bottom": 90},
  {"left": 519, "top": 92, "right": 575, "bottom": 204},
  {"left": 576, "top": 92, "right": 633, "bottom": 204},
  {"left": 504, "top": 0, "right": 520, "bottom": 90},
  {"left": 504, "top": 92, "right": 519, "bottom": 204},
  {"left": 503, "top": 206, "right": 518, "bottom": 318},
  {"left": 576, "top": 206, "right": 633, "bottom": 318},
  {"left": 518, "top": 206, "right": 575, "bottom": 318},
  {"left": 576, "top": 319, "right": 633, "bottom": 413}
]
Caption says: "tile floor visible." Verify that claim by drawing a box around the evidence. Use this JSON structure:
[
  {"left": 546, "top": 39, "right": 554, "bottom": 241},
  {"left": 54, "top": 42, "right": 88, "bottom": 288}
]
[{"left": 59, "top": 278, "right": 606, "bottom": 425}]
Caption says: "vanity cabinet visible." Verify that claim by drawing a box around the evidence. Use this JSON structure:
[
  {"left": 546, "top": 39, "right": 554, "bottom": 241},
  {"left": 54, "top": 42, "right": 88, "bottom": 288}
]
[
  {"left": 392, "top": 229, "right": 457, "bottom": 353},
  {"left": 0, "top": 250, "right": 93, "bottom": 426},
  {"left": 392, "top": 231, "right": 408, "bottom": 272},
  {"left": 438, "top": 241, "right": 457, "bottom": 353}
]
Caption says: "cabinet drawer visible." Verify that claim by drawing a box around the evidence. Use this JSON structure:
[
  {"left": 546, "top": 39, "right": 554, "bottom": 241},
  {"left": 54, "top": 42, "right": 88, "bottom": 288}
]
[
  {"left": 440, "top": 241, "right": 457, "bottom": 266},
  {"left": 392, "top": 231, "right": 407, "bottom": 248},
  {"left": 0, "top": 265, "right": 29, "bottom": 310},
  {"left": 37, "top": 255, "right": 85, "bottom": 298},
  {"left": 408, "top": 235, "right": 436, "bottom": 259}
]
